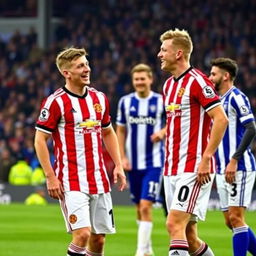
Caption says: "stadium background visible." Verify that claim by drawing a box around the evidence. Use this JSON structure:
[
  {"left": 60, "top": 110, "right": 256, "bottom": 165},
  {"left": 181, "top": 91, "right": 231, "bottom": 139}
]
[
  {"left": 0, "top": 0, "right": 256, "bottom": 200},
  {"left": 0, "top": 1, "right": 256, "bottom": 256}
]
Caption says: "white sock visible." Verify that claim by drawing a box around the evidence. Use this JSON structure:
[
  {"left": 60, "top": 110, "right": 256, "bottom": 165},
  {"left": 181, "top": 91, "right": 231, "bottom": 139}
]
[
  {"left": 136, "top": 221, "right": 153, "bottom": 254},
  {"left": 190, "top": 242, "right": 214, "bottom": 256}
]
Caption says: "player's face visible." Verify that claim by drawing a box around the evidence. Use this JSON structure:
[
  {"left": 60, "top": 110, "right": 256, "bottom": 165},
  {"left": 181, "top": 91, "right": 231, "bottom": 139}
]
[
  {"left": 209, "top": 66, "right": 224, "bottom": 92},
  {"left": 132, "top": 71, "right": 152, "bottom": 96},
  {"left": 157, "top": 39, "right": 178, "bottom": 72},
  {"left": 64, "top": 56, "right": 91, "bottom": 86}
]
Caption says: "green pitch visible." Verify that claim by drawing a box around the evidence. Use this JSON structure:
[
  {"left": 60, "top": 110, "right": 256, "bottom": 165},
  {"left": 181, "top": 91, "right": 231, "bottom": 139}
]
[{"left": 0, "top": 204, "right": 255, "bottom": 256}]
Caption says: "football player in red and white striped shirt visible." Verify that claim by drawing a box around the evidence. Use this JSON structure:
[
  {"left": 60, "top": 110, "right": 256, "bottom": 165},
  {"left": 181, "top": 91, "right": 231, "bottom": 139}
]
[
  {"left": 158, "top": 29, "right": 228, "bottom": 256},
  {"left": 34, "top": 47, "right": 126, "bottom": 256}
]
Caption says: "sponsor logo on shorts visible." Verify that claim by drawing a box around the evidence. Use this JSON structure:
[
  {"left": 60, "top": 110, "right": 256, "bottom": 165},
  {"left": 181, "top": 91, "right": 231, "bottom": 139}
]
[{"left": 69, "top": 214, "right": 77, "bottom": 224}]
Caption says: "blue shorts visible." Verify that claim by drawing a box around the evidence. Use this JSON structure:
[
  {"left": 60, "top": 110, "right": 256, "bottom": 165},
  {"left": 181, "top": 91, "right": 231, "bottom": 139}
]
[{"left": 128, "top": 168, "right": 162, "bottom": 204}]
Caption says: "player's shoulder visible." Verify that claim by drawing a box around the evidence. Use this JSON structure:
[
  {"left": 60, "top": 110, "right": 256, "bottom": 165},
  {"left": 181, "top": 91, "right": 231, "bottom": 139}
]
[
  {"left": 87, "top": 86, "right": 108, "bottom": 100},
  {"left": 231, "top": 86, "right": 245, "bottom": 97},
  {"left": 43, "top": 87, "right": 65, "bottom": 105}
]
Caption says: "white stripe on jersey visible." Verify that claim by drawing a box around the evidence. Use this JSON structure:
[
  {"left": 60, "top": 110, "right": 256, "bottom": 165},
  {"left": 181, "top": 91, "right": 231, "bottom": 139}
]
[
  {"left": 116, "top": 91, "right": 165, "bottom": 170},
  {"left": 137, "top": 97, "right": 148, "bottom": 170},
  {"left": 216, "top": 86, "right": 256, "bottom": 173}
]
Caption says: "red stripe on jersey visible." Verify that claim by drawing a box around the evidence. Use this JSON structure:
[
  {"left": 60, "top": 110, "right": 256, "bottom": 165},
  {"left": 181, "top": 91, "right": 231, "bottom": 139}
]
[
  {"left": 52, "top": 130, "right": 64, "bottom": 182},
  {"left": 171, "top": 76, "right": 190, "bottom": 175},
  {"left": 78, "top": 96, "right": 97, "bottom": 194},
  {"left": 187, "top": 181, "right": 201, "bottom": 213},
  {"left": 184, "top": 89, "right": 201, "bottom": 173},
  {"left": 88, "top": 90, "right": 110, "bottom": 193},
  {"left": 62, "top": 93, "right": 80, "bottom": 191},
  {"left": 163, "top": 78, "right": 174, "bottom": 175}
]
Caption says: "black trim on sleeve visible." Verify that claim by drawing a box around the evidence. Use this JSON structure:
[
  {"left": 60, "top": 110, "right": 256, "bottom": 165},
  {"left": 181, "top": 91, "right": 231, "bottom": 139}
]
[
  {"left": 102, "top": 121, "right": 111, "bottom": 128},
  {"left": 232, "top": 121, "right": 256, "bottom": 160},
  {"left": 204, "top": 99, "right": 221, "bottom": 111},
  {"left": 35, "top": 124, "right": 54, "bottom": 133}
]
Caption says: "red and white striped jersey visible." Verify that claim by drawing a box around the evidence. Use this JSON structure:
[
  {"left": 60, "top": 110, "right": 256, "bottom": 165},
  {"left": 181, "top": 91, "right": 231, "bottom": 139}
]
[
  {"left": 36, "top": 86, "right": 112, "bottom": 194},
  {"left": 163, "top": 67, "right": 221, "bottom": 176}
]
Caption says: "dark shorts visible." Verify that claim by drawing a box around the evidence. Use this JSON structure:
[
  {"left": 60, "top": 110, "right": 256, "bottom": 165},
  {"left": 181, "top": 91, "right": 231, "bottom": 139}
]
[{"left": 128, "top": 168, "right": 162, "bottom": 204}]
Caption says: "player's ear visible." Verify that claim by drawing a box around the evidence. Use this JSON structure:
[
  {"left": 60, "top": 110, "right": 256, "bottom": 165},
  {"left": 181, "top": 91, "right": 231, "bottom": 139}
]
[
  {"left": 176, "top": 49, "right": 183, "bottom": 60},
  {"left": 62, "top": 70, "right": 70, "bottom": 79}
]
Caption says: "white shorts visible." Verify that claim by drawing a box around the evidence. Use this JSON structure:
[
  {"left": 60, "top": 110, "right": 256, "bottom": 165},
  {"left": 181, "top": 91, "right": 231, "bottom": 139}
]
[
  {"left": 216, "top": 171, "right": 256, "bottom": 211},
  {"left": 164, "top": 172, "right": 215, "bottom": 221},
  {"left": 60, "top": 191, "right": 116, "bottom": 234}
]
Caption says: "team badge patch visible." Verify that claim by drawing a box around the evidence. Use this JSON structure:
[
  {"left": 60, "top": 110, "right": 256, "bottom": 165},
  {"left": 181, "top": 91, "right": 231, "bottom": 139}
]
[
  {"left": 240, "top": 105, "right": 250, "bottom": 115},
  {"left": 94, "top": 103, "right": 102, "bottom": 112},
  {"left": 202, "top": 86, "right": 215, "bottom": 98},
  {"left": 69, "top": 214, "right": 77, "bottom": 224},
  {"left": 178, "top": 87, "right": 185, "bottom": 97},
  {"left": 39, "top": 108, "right": 50, "bottom": 121}
]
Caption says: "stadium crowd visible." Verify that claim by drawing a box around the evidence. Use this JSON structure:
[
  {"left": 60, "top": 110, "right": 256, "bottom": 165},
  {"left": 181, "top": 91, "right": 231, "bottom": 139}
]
[{"left": 0, "top": 0, "right": 256, "bottom": 183}]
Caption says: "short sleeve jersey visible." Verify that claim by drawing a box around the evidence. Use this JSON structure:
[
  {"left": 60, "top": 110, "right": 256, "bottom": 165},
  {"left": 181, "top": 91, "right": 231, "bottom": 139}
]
[
  {"left": 163, "top": 67, "right": 221, "bottom": 176},
  {"left": 36, "top": 86, "right": 112, "bottom": 194}
]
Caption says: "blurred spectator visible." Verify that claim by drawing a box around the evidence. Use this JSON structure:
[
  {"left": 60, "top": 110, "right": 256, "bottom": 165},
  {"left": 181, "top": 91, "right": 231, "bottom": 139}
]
[
  {"left": 0, "top": 148, "right": 16, "bottom": 182},
  {"left": 0, "top": 0, "right": 255, "bottom": 175},
  {"left": 24, "top": 186, "right": 48, "bottom": 206},
  {"left": 31, "top": 166, "right": 46, "bottom": 186},
  {"left": 8, "top": 156, "right": 32, "bottom": 185}
]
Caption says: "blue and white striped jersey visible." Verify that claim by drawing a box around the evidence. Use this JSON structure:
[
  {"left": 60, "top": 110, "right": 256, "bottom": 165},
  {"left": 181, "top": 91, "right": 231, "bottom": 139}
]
[
  {"left": 216, "top": 86, "right": 256, "bottom": 174},
  {"left": 116, "top": 91, "right": 165, "bottom": 170}
]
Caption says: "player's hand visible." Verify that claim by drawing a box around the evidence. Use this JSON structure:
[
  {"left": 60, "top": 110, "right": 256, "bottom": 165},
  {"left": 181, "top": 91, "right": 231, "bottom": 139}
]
[
  {"left": 151, "top": 128, "right": 166, "bottom": 143},
  {"left": 46, "top": 175, "right": 64, "bottom": 200},
  {"left": 197, "top": 156, "right": 212, "bottom": 185},
  {"left": 113, "top": 165, "right": 127, "bottom": 191},
  {"left": 225, "top": 158, "right": 237, "bottom": 184},
  {"left": 122, "top": 157, "right": 132, "bottom": 171}
]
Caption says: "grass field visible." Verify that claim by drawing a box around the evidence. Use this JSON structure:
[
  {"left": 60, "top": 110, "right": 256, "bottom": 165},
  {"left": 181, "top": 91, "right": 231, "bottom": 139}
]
[{"left": 0, "top": 203, "right": 255, "bottom": 256}]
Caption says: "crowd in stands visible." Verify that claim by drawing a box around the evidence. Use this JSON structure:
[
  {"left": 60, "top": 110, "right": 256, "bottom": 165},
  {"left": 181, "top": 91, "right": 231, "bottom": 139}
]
[{"left": 0, "top": 0, "right": 256, "bottom": 183}]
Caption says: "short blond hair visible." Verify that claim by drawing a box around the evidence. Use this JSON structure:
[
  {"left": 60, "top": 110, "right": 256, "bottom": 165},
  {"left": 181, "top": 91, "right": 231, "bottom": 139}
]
[
  {"left": 160, "top": 28, "right": 193, "bottom": 61},
  {"left": 131, "top": 63, "right": 153, "bottom": 78},
  {"left": 56, "top": 47, "right": 87, "bottom": 73}
]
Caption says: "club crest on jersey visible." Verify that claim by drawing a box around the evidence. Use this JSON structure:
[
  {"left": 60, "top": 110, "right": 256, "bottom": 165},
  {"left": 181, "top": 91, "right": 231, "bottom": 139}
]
[
  {"left": 39, "top": 108, "right": 50, "bottom": 122},
  {"left": 178, "top": 87, "right": 185, "bottom": 97},
  {"left": 240, "top": 105, "right": 250, "bottom": 115},
  {"left": 149, "top": 105, "right": 156, "bottom": 112},
  {"left": 202, "top": 86, "right": 215, "bottom": 98},
  {"left": 93, "top": 103, "right": 102, "bottom": 113},
  {"left": 69, "top": 214, "right": 77, "bottom": 224}
]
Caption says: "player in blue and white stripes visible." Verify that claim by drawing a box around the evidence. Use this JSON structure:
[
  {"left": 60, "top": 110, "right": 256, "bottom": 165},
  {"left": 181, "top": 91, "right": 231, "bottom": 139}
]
[
  {"left": 210, "top": 57, "right": 256, "bottom": 256},
  {"left": 116, "top": 63, "right": 165, "bottom": 256}
]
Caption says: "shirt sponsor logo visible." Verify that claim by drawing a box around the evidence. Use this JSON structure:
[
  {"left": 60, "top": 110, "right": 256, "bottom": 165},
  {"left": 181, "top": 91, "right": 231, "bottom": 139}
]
[
  {"left": 165, "top": 103, "right": 182, "bottom": 117},
  {"left": 77, "top": 119, "right": 101, "bottom": 134},
  {"left": 39, "top": 108, "right": 50, "bottom": 121},
  {"left": 128, "top": 116, "right": 156, "bottom": 125}
]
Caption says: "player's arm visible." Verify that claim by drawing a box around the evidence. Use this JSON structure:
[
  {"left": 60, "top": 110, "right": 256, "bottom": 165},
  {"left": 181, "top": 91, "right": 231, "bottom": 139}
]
[
  {"left": 151, "top": 126, "right": 166, "bottom": 143},
  {"left": 102, "top": 126, "right": 126, "bottom": 191},
  {"left": 197, "top": 105, "right": 228, "bottom": 184},
  {"left": 225, "top": 120, "right": 256, "bottom": 184},
  {"left": 34, "top": 130, "right": 64, "bottom": 200},
  {"left": 116, "top": 124, "right": 132, "bottom": 171}
]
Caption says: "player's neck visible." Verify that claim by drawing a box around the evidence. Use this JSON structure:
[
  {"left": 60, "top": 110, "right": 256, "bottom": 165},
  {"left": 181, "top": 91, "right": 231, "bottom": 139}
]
[
  {"left": 136, "top": 90, "right": 150, "bottom": 98},
  {"left": 219, "top": 83, "right": 233, "bottom": 96},
  {"left": 65, "top": 83, "right": 87, "bottom": 96},
  {"left": 172, "top": 62, "right": 190, "bottom": 79}
]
